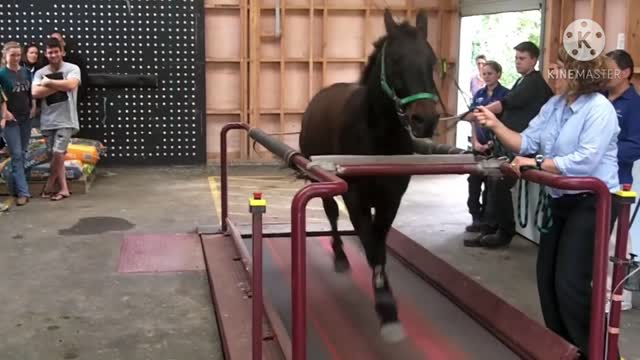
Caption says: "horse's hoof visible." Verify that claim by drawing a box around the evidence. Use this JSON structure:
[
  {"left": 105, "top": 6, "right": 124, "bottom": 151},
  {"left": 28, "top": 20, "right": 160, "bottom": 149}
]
[
  {"left": 380, "top": 322, "right": 406, "bottom": 343},
  {"left": 334, "top": 256, "right": 351, "bottom": 273}
]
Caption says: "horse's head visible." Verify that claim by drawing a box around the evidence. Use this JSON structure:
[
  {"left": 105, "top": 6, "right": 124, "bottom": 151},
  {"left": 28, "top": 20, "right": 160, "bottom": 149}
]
[{"left": 378, "top": 9, "right": 441, "bottom": 138}]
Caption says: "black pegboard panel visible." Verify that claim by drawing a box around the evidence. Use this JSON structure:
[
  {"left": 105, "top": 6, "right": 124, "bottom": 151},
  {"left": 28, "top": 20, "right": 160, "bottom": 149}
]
[{"left": 0, "top": 0, "right": 206, "bottom": 165}]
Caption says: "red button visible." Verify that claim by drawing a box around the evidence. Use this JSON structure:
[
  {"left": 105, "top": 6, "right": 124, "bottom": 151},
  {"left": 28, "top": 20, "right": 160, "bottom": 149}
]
[
  {"left": 253, "top": 192, "right": 262, "bottom": 200},
  {"left": 623, "top": 184, "right": 632, "bottom": 191}
]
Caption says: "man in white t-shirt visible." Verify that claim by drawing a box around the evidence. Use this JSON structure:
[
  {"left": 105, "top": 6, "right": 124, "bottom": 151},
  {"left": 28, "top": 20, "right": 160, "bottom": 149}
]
[{"left": 31, "top": 38, "right": 81, "bottom": 201}]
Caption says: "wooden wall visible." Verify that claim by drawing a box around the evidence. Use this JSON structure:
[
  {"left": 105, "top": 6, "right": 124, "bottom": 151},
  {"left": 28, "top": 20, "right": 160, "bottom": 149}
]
[
  {"left": 204, "top": 0, "right": 459, "bottom": 162},
  {"left": 543, "top": 0, "right": 640, "bottom": 85}
]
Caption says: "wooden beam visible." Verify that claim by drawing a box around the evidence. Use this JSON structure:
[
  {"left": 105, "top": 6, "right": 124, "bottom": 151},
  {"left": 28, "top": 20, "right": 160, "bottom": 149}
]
[
  {"left": 322, "top": 5, "right": 328, "bottom": 87},
  {"left": 308, "top": 0, "right": 314, "bottom": 101},
  {"left": 626, "top": 0, "right": 640, "bottom": 75},
  {"left": 364, "top": 0, "right": 371, "bottom": 74},
  {"left": 240, "top": 0, "right": 249, "bottom": 159},
  {"left": 590, "top": 0, "right": 605, "bottom": 28},
  {"left": 435, "top": 0, "right": 454, "bottom": 145},
  {"left": 444, "top": 0, "right": 459, "bottom": 146},
  {"left": 406, "top": 0, "right": 414, "bottom": 21},
  {"left": 542, "top": 0, "right": 562, "bottom": 83},
  {"left": 280, "top": 1, "right": 286, "bottom": 149},
  {"left": 560, "top": 0, "right": 575, "bottom": 34},
  {"left": 249, "top": 0, "right": 260, "bottom": 159}
]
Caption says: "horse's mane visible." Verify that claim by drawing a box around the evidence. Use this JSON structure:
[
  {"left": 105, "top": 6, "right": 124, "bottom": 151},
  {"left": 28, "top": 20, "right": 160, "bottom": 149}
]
[{"left": 359, "top": 21, "right": 421, "bottom": 85}]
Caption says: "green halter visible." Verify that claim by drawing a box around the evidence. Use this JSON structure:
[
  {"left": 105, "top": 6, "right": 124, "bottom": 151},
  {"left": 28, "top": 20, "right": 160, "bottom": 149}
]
[{"left": 379, "top": 41, "right": 439, "bottom": 109}]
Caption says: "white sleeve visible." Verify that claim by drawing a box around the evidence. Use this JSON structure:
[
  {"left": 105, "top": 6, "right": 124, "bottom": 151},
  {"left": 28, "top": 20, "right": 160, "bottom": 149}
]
[{"left": 67, "top": 65, "right": 81, "bottom": 84}]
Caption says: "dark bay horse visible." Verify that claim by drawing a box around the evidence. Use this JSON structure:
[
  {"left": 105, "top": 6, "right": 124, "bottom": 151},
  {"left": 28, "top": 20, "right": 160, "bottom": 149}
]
[{"left": 299, "top": 9, "right": 441, "bottom": 342}]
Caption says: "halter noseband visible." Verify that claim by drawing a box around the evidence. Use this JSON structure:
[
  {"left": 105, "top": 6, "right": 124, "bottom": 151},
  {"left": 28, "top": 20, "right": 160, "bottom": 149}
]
[{"left": 379, "top": 41, "right": 439, "bottom": 115}]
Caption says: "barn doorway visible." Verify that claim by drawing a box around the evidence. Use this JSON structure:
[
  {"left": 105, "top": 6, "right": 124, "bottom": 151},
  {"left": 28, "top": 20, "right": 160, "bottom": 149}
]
[{"left": 454, "top": 5, "right": 544, "bottom": 149}]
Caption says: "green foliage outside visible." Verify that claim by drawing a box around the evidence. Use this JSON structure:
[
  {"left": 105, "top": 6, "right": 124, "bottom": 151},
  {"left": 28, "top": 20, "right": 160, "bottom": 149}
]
[{"left": 469, "top": 10, "right": 542, "bottom": 88}]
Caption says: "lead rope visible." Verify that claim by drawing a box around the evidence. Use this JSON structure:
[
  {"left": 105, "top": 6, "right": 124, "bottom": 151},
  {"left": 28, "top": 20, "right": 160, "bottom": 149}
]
[
  {"left": 512, "top": 156, "right": 554, "bottom": 233},
  {"left": 516, "top": 178, "right": 553, "bottom": 233},
  {"left": 517, "top": 178, "right": 529, "bottom": 228},
  {"left": 486, "top": 122, "right": 554, "bottom": 233},
  {"left": 535, "top": 185, "right": 553, "bottom": 233}
]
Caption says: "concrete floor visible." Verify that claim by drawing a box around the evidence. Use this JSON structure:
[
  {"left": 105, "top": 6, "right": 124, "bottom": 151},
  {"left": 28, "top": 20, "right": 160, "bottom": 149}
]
[
  {"left": 0, "top": 164, "right": 638, "bottom": 359},
  {"left": 0, "top": 166, "right": 221, "bottom": 360}
]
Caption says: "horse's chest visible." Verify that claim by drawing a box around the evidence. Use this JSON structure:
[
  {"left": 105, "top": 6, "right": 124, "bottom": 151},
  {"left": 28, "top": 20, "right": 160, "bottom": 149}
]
[
  {"left": 350, "top": 176, "right": 410, "bottom": 203},
  {"left": 339, "top": 123, "right": 412, "bottom": 155}
]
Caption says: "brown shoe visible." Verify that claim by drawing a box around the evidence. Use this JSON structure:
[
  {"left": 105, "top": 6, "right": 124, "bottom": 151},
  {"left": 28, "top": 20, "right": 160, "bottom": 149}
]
[{"left": 16, "top": 196, "right": 29, "bottom": 206}]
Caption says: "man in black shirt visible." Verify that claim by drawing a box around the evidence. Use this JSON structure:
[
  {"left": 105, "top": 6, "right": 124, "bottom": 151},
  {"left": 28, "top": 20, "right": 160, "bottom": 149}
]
[{"left": 465, "top": 41, "right": 554, "bottom": 248}]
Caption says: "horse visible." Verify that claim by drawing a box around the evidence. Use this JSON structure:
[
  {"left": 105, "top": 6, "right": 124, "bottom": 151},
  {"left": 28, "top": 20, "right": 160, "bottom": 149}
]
[{"left": 298, "top": 9, "right": 442, "bottom": 343}]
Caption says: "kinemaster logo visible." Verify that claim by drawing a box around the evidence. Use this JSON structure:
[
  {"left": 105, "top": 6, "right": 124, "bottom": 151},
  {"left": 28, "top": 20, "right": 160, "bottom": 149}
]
[{"left": 563, "top": 19, "right": 606, "bottom": 61}]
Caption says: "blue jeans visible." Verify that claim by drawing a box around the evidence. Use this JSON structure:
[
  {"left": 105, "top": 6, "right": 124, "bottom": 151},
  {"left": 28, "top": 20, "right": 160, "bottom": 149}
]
[{"left": 3, "top": 115, "right": 32, "bottom": 197}]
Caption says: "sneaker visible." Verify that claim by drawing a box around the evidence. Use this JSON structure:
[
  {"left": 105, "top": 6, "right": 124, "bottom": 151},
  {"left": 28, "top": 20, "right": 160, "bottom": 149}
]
[
  {"left": 464, "top": 231, "right": 512, "bottom": 249},
  {"left": 465, "top": 216, "right": 495, "bottom": 233},
  {"left": 16, "top": 196, "right": 29, "bottom": 206}
]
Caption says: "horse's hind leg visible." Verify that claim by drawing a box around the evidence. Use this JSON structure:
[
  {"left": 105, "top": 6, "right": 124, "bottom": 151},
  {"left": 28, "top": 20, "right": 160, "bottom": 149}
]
[{"left": 322, "top": 197, "right": 350, "bottom": 272}]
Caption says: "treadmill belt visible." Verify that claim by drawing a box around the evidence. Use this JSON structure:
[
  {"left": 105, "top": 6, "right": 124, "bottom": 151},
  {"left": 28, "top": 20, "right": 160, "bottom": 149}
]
[{"left": 247, "top": 235, "right": 519, "bottom": 360}]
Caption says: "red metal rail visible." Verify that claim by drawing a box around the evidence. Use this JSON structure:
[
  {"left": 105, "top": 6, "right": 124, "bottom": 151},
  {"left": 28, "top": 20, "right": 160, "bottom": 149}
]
[
  {"left": 499, "top": 163, "right": 614, "bottom": 360},
  {"left": 219, "top": 122, "right": 628, "bottom": 360},
  {"left": 336, "top": 161, "right": 619, "bottom": 359},
  {"left": 220, "top": 123, "right": 348, "bottom": 360},
  {"left": 608, "top": 189, "right": 633, "bottom": 360}
]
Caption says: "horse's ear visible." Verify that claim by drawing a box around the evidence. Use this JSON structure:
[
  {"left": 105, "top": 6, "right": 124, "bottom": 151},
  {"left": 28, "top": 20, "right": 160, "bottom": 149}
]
[
  {"left": 384, "top": 9, "right": 397, "bottom": 34},
  {"left": 416, "top": 9, "right": 428, "bottom": 38}
]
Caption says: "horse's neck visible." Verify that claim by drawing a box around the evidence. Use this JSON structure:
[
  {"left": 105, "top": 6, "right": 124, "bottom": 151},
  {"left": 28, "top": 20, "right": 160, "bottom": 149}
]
[
  {"left": 362, "top": 65, "right": 408, "bottom": 137},
  {"left": 365, "top": 93, "right": 413, "bottom": 153}
]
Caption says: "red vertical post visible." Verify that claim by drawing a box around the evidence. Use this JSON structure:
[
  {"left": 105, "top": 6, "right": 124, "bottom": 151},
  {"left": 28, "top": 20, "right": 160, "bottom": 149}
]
[
  {"left": 288, "top": 158, "right": 348, "bottom": 360},
  {"left": 220, "top": 127, "right": 229, "bottom": 232},
  {"left": 589, "top": 185, "right": 612, "bottom": 360},
  {"left": 291, "top": 188, "right": 309, "bottom": 360},
  {"left": 250, "top": 192, "right": 267, "bottom": 360},
  {"left": 220, "top": 123, "right": 249, "bottom": 232},
  {"left": 606, "top": 185, "right": 635, "bottom": 360}
]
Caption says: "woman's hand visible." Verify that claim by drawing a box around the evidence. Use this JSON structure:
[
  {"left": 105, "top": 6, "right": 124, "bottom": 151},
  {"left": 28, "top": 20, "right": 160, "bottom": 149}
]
[
  {"left": 473, "top": 142, "right": 489, "bottom": 153},
  {"left": 473, "top": 106, "right": 501, "bottom": 129},
  {"left": 30, "top": 105, "right": 38, "bottom": 119},
  {"left": 510, "top": 156, "right": 536, "bottom": 177}
]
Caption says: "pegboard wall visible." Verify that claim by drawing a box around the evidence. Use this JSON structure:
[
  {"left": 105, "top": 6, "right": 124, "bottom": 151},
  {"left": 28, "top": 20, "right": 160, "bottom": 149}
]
[{"left": 0, "top": 0, "right": 206, "bottom": 165}]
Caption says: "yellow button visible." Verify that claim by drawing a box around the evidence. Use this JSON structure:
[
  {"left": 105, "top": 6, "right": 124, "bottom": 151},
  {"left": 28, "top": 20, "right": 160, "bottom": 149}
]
[
  {"left": 249, "top": 199, "right": 267, "bottom": 207},
  {"left": 616, "top": 190, "right": 637, "bottom": 198}
]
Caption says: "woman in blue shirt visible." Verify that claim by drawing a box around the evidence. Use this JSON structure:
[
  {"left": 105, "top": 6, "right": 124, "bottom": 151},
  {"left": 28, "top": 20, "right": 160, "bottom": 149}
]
[
  {"left": 474, "top": 48, "right": 619, "bottom": 359},
  {"left": 0, "top": 42, "right": 36, "bottom": 206},
  {"left": 464, "top": 60, "right": 510, "bottom": 232}
]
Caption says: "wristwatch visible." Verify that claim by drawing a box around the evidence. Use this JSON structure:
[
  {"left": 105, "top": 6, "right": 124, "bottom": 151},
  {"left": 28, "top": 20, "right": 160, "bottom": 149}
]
[{"left": 535, "top": 154, "right": 544, "bottom": 170}]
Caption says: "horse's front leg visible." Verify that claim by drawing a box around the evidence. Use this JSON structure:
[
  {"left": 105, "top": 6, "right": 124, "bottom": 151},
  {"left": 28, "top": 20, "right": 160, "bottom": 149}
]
[{"left": 370, "top": 182, "right": 408, "bottom": 343}]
